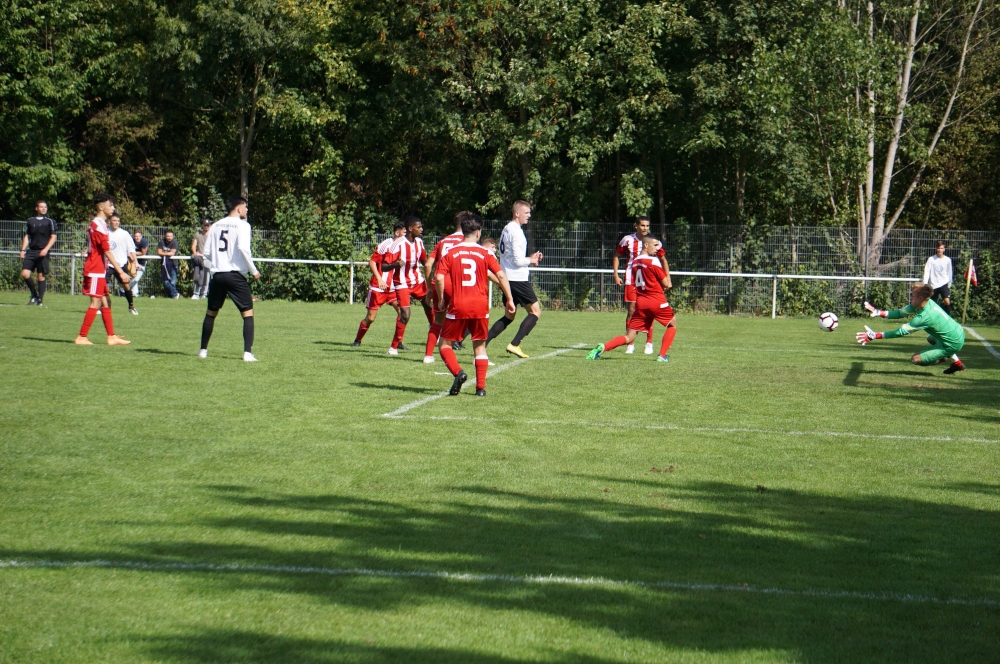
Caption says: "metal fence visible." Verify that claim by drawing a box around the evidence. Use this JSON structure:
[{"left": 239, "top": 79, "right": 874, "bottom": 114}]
[{"left": 4, "top": 219, "right": 997, "bottom": 316}]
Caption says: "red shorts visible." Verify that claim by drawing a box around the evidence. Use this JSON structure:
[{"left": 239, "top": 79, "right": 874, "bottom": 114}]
[
  {"left": 627, "top": 303, "right": 674, "bottom": 331},
  {"left": 397, "top": 281, "right": 428, "bottom": 308},
  {"left": 442, "top": 316, "right": 489, "bottom": 341},
  {"left": 624, "top": 285, "right": 637, "bottom": 303},
  {"left": 432, "top": 276, "right": 451, "bottom": 313},
  {"left": 82, "top": 274, "right": 109, "bottom": 297},
  {"left": 366, "top": 288, "right": 398, "bottom": 310}
]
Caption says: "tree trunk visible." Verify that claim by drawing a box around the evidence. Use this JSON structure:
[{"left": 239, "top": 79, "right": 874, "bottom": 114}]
[
  {"left": 656, "top": 156, "right": 665, "bottom": 237},
  {"left": 238, "top": 64, "right": 264, "bottom": 199}
]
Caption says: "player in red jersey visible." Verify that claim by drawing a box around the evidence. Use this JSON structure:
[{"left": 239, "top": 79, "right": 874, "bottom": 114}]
[
  {"left": 613, "top": 216, "right": 668, "bottom": 355},
  {"left": 74, "top": 193, "right": 131, "bottom": 346},
  {"left": 435, "top": 214, "right": 515, "bottom": 396},
  {"left": 353, "top": 221, "right": 405, "bottom": 346},
  {"left": 386, "top": 216, "right": 432, "bottom": 355},
  {"left": 422, "top": 211, "right": 473, "bottom": 363},
  {"left": 588, "top": 235, "right": 675, "bottom": 362}
]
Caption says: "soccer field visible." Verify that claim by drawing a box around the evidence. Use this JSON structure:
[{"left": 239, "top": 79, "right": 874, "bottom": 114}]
[{"left": 1, "top": 293, "right": 999, "bottom": 663}]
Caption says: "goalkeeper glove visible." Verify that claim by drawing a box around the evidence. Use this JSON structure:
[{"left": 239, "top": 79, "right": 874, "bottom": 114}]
[
  {"left": 856, "top": 325, "right": 883, "bottom": 345},
  {"left": 864, "top": 301, "right": 887, "bottom": 317}
]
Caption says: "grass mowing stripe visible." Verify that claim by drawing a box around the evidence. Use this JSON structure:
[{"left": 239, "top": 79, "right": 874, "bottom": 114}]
[
  {"left": 3, "top": 559, "right": 997, "bottom": 608},
  {"left": 394, "top": 415, "right": 1000, "bottom": 444},
  {"left": 382, "top": 342, "right": 588, "bottom": 418},
  {"left": 963, "top": 326, "right": 1000, "bottom": 360}
]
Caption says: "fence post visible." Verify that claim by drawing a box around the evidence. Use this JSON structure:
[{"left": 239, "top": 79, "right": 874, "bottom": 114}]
[
  {"left": 599, "top": 272, "right": 604, "bottom": 311},
  {"left": 771, "top": 275, "right": 778, "bottom": 319},
  {"left": 71, "top": 254, "right": 76, "bottom": 295},
  {"left": 349, "top": 263, "right": 354, "bottom": 305}
]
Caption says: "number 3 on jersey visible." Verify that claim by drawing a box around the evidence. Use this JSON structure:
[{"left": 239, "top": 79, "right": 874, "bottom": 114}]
[{"left": 461, "top": 257, "right": 477, "bottom": 286}]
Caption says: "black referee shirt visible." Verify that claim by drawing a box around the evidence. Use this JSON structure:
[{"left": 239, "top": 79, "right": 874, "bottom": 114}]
[{"left": 24, "top": 216, "right": 57, "bottom": 250}]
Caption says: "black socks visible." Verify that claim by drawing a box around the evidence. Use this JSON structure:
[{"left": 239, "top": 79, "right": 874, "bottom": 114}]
[
  {"left": 511, "top": 314, "right": 538, "bottom": 345},
  {"left": 24, "top": 276, "right": 37, "bottom": 299},
  {"left": 486, "top": 315, "right": 513, "bottom": 345},
  {"left": 124, "top": 288, "right": 134, "bottom": 307},
  {"left": 37, "top": 279, "right": 46, "bottom": 301},
  {"left": 200, "top": 315, "right": 216, "bottom": 350},
  {"left": 243, "top": 316, "right": 255, "bottom": 353}
]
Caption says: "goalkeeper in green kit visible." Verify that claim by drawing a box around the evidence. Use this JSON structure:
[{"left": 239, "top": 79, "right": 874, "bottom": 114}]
[{"left": 857, "top": 283, "right": 965, "bottom": 374}]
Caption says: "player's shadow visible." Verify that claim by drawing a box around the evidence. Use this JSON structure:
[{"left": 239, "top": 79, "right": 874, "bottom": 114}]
[
  {"left": 350, "top": 382, "right": 439, "bottom": 394},
  {"left": 11, "top": 480, "right": 995, "bottom": 662},
  {"left": 843, "top": 361, "right": 863, "bottom": 385},
  {"left": 314, "top": 341, "right": 357, "bottom": 347},
  {"left": 18, "top": 336, "right": 75, "bottom": 344},
  {"left": 134, "top": 348, "right": 187, "bottom": 356}
]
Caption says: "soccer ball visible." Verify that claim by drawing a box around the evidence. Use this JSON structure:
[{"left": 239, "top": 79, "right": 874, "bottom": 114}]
[{"left": 818, "top": 312, "right": 838, "bottom": 331}]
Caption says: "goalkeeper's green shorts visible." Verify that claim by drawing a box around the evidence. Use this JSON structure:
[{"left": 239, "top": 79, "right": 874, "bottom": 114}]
[{"left": 919, "top": 340, "right": 963, "bottom": 365}]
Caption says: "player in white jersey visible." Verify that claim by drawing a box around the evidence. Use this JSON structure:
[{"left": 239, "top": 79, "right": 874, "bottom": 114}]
[
  {"left": 922, "top": 240, "right": 954, "bottom": 315},
  {"left": 107, "top": 213, "right": 139, "bottom": 315},
  {"left": 486, "top": 200, "right": 543, "bottom": 358},
  {"left": 613, "top": 216, "right": 668, "bottom": 354},
  {"left": 198, "top": 196, "right": 261, "bottom": 361}
]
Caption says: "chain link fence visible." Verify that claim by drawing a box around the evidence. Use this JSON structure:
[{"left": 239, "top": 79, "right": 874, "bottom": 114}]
[{"left": 4, "top": 219, "right": 998, "bottom": 316}]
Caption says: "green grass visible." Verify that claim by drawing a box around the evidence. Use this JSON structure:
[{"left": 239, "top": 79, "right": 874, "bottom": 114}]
[{"left": 1, "top": 292, "right": 999, "bottom": 663}]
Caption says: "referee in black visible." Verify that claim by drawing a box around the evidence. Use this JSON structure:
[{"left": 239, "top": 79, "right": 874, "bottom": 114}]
[{"left": 19, "top": 200, "right": 58, "bottom": 305}]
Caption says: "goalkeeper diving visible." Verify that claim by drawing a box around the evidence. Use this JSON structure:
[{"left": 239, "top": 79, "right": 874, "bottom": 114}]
[{"left": 857, "top": 283, "right": 965, "bottom": 374}]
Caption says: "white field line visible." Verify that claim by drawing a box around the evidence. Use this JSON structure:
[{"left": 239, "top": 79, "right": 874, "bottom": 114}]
[
  {"left": 382, "top": 343, "right": 589, "bottom": 418},
  {"left": 963, "top": 326, "right": 1000, "bottom": 361},
  {"left": 0, "top": 559, "right": 995, "bottom": 607},
  {"left": 391, "top": 415, "right": 1000, "bottom": 444}
]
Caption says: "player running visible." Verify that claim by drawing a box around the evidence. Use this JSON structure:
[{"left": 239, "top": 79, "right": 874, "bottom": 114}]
[
  {"left": 353, "top": 221, "right": 405, "bottom": 346},
  {"left": 20, "top": 200, "right": 57, "bottom": 305},
  {"left": 198, "top": 196, "right": 261, "bottom": 361},
  {"left": 423, "top": 211, "right": 471, "bottom": 363},
  {"left": 435, "top": 214, "right": 516, "bottom": 397},
  {"left": 386, "top": 216, "right": 432, "bottom": 356},
  {"left": 587, "top": 235, "right": 676, "bottom": 362},
  {"left": 74, "top": 193, "right": 131, "bottom": 346},
  {"left": 613, "top": 216, "right": 668, "bottom": 354},
  {"left": 857, "top": 283, "right": 966, "bottom": 374},
  {"left": 486, "top": 200, "right": 543, "bottom": 358}
]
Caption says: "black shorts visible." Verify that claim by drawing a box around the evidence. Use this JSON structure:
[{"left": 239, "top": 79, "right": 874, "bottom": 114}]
[
  {"left": 932, "top": 285, "right": 951, "bottom": 300},
  {"left": 207, "top": 271, "right": 254, "bottom": 313},
  {"left": 108, "top": 268, "right": 129, "bottom": 287},
  {"left": 22, "top": 251, "right": 50, "bottom": 274},
  {"left": 503, "top": 280, "right": 538, "bottom": 308}
]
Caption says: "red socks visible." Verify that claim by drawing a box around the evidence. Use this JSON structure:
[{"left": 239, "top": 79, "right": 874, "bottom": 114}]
[
  {"left": 101, "top": 308, "right": 115, "bottom": 335},
  {"left": 391, "top": 320, "right": 407, "bottom": 349},
  {"left": 355, "top": 320, "right": 370, "bottom": 343},
  {"left": 604, "top": 335, "right": 629, "bottom": 352},
  {"left": 660, "top": 326, "right": 676, "bottom": 357},
  {"left": 80, "top": 308, "right": 98, "bottom": 337},
  {"left": 440, "top": 345, "right": 462, "bottom": 375},
  {"left": 425, "top": 323, "right": 441, "bottom": 357},
  {"left": 474, "top": 357, "right": 488, "bottom": 389}
]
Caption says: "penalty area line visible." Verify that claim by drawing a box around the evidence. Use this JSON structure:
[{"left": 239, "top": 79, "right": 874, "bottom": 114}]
[
  {"left": 382, "top": 343, "right": 589, "bottom": 418},
  {"left": 0, "top": 559, "right": 996, "bottom": 607},
  {"left": 391, "top": 415, "right": 1000, "bottom": 444},
  {"left": 963, "top": 326, "right": 1000, "bottom": 361}
]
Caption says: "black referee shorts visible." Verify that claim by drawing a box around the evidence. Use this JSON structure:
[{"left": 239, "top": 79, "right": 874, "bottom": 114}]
[
  {"left": 207, "top": 271, "right": 254, "bottom": 313},
  {"left": 503, "top": 280, "right": 538, "bottom": 308},
  {"left": 22, "top": 251, "right": 50, "bottom": 274}
]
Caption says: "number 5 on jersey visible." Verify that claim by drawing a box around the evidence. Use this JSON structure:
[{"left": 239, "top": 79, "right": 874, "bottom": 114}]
[
  {"left": 461, "top": 257, "right": 477, "bottom": 286},
  {"left": 219, "top": 229, "right": 229, "bottom": 252}
]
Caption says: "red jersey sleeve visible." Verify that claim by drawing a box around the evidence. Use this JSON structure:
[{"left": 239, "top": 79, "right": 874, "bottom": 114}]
[
  {"left": 486, "top": 254, "right": 502, "bottom": 274},
  {"left": 649, "top": 263, "right": 666, "bottom": 283},
  {"left": 94, "top": 226, "right": 111, "bottom": 253},
  {"left": 615, "top": 242, "right": 627, "bottom": 256},
  {"left": 656, "top": 245, "right": 665, "bottom": 257},
  {"left": 437, "top": 251, "right": 454, "bottom": 278}
]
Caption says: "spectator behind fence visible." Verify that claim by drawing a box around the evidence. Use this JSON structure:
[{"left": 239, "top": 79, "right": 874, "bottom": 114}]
[
  {"left": 922, "top": 240, "right": 953, "bottom": 315},
  {"left": 107, "top": 214, "right": 138, "bottom": 315},
  {"left": 191, "top": 220, "right": 211, "bottom": 300},
  {"left": 131, "top": 230, "right": 149, "bottom": 296},
  {"left": 158, "top": 229, "right": 179, "bottom": 298}
]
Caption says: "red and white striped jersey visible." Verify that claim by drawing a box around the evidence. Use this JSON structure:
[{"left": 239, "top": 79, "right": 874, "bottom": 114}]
[
  {"left": 615, "top": 233, "right": 664, "bottom": 285},
  {"left": 391, "top": 236, "right": 427, "bottom": 289},
  {"left": 368, "top": 237, "right": 399, "bottom": 292},
  {"left": 432, "top": 232, "right": 465, "bottom": 276}
]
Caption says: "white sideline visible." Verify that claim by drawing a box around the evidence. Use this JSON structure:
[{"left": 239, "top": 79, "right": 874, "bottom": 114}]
[
  {"left": 381, "top": 343, "right": 589, "bottom": 418},
  {"left": 0, "top": 559, "right": 995, "bottom": 607},
  {"left": 963, "top": 326, "right": 1000, "bottom": 360},
  {"left": 391, "top": 415, "right": 1000, "bottom": 444}
]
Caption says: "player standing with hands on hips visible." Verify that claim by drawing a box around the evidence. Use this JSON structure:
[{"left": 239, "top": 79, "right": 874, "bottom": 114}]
[
  {"left": 198, "top": 196, "right": 261, "bottom": 362},
  {"left": 486, "top": 200, "right": 543, "bottom": 358}
]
